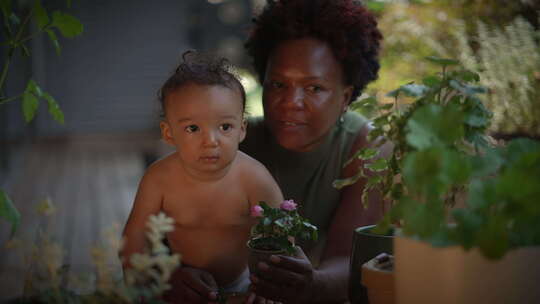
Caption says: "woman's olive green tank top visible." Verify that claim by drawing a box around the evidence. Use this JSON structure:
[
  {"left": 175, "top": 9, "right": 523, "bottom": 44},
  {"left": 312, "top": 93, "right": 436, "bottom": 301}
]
[{"left": 240, "top": 112, "right": 367, "bottom": 259}]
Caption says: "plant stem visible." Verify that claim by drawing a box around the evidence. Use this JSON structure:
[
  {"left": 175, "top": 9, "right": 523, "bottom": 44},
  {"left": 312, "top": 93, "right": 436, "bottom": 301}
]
[
  {"left": 19, "top": 29, "right": 44, "bottom": 44},
  {"left": 0, "top": 56, "right": 12, "bottom": 94},
  {"left": 0, "top": 11, "right": 32, "bottom": 97},
  {"left": 0, "top": 94, "right": 22, "bottom": 105}
]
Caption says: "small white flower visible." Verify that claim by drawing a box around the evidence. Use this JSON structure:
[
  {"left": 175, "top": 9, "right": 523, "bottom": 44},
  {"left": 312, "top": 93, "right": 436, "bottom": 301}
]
[
  {"left": 146, "top": 212, "right": 175, "bottom": 234},
  {"left": 130, "top": 253, "right": 154, "bottom": 271}
]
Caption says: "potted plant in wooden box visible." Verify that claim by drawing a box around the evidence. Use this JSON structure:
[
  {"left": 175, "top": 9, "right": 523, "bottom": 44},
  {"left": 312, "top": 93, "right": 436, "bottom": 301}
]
[
  {"left": 247, "top": 200, "right": 318, "bottom": 277},
  {"left": 339, "top": 56, "right": 540, "bottom": 303},
  {"left": 335, "top": 56, "right": 497, "bottom": 303}
]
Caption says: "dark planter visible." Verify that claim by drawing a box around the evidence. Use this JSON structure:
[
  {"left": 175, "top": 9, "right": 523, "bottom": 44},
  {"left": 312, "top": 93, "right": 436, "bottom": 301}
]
[
  {"left": 246, "top": 240, "right": 286, "bottom": 277},
  {"left": 349, "top": 225, "right": 394, "bottom": 304}
]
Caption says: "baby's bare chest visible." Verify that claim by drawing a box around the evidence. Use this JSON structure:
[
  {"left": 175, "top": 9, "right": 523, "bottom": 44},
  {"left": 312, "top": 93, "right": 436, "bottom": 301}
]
[{"left": 162, "top": 182, "right": 252, "bottom": 228}]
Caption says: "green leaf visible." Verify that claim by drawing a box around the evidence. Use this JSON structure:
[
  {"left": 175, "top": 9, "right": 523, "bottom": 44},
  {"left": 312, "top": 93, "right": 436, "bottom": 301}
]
[
  {"left": 364, "top": 158, "right": 388, "bottom": 172},
  {"left": 0, "top": 189, "right": 20, "bottom": 238},
  {"left": 422, "top": 75, "right": 442, "bottom": 88},
  {"left": 477, "top": 215, "right": 509, "bottom": 260},
  {"left": 8, "top": 12, "right": 19, "bottom": 25},
  {"left": 51, "top": 11, "right": 83, "bottom": 38},
  {"left": 452, "top": 69, "right": 480, "bottom": 82},
  {"left": 449, "top": 80, "right": 487, "bottom": 96},
  {"left": 366, "top": 1, "right": 386, "bottom": 13},
  {"left": 33, "top": 0, "right": 49, "bottom": 29},
  {"left": 28, "top": 79, "right": 43, "bottom": 97},
  {"left": 470, "top": 147, "right": 503, "bottom": 178},
  {"left": 403, "top": 148, "right": 470, "bottom": 198},
  {"left": 0, "top": 0, "right": 11, "bottom": 18},
  {"left": 344, "top": 147, "right": 379, "bottom": 167},
  {"left": 350, "top": 96, "right": 377, "bottom": 111},
  {"left": 386, "top": 88, "right": 401, "bottom": 98},
  {"left": 400, "top": 83, "right": 430, "bottom": 97},
  {"left": 46, "top": 29, "right": 61, "bottom": 55},
  {"left": 425, "top": 56, "right": 459, "bottom": 66},
  {"left": 332, "top": 170, "right": 363, "bottom": 189},
  {"left": 405, "top": 104, "right": 465, "bottom": 150},
  {"left": 451, "top": 208, "right": 483, "bottom": 249},
  {"left": 44, "top": 93, "right": 64, "bottom": 124},
  {"left": 398, "top": 197, "right": 445, "bottom": 239},
  {"left": 22, "top": 92, "right": 39, "bottom": 123}
]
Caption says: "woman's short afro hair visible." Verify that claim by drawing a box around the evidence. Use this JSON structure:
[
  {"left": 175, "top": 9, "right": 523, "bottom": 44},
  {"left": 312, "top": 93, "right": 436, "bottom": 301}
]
[{"left": 245, "top": 0, "right": 382, "bottom": 103}]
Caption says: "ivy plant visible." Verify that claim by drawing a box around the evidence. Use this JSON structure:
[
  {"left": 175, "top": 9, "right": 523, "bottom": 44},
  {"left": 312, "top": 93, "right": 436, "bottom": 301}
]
[{"left": 0, "top": 0, "right": 83, "bottom": 238}]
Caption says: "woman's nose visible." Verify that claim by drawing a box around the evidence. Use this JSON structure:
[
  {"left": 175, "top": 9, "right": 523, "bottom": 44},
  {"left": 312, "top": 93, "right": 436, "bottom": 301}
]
[{"left": 281, "top": 87, "right": 305, "bottom": 109}]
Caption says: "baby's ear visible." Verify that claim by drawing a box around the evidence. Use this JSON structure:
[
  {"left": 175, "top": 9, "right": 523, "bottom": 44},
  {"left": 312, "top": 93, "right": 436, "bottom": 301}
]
[
  {"left": 239, "top": 118, "right": 247, "bottom": 143},
  {"left": 159, "top": 121, "right": 175, "bottom": 146}
]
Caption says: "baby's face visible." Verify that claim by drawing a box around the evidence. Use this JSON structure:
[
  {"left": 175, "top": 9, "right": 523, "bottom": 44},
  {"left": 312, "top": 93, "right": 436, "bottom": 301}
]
[{"left": 161, "top": 84, "right": 246, "bottom": 177}]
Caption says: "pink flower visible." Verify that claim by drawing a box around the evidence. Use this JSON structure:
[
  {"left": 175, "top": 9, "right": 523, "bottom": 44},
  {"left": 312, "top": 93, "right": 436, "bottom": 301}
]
[
  {"left": 251, "top": 205, "right": 264, "bottom": 217},
  {"left": 280, "top": 200, "right": 297, "bottom": 211}
]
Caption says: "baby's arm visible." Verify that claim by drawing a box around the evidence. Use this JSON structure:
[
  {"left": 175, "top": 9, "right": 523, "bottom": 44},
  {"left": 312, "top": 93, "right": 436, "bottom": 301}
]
[
  {"left": 120, "top": 168, "right": 163, "bottom": 269},
  {"left": 241, "top": 153, "right": 283, "bottom": 209}
]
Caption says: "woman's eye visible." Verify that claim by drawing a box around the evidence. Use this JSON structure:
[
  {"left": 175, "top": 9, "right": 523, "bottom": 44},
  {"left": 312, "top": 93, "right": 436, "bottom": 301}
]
[
  {"left": 307, "top": 85, "right": 323, "bottom": 93},
  {"left": 269, "top": 81, "right": 284, "bottom": 89},
  {"left": 185, "top": 125, "right": 199, "bottom": 133},
  {"left": 220, "top": 123, "right": 233, "bottom": 132}
]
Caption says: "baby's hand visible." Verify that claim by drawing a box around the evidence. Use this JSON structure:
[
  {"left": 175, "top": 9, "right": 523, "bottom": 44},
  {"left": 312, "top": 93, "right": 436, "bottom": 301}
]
[{"left": 164, "top": 266, "right": 218, "bottom": 304}]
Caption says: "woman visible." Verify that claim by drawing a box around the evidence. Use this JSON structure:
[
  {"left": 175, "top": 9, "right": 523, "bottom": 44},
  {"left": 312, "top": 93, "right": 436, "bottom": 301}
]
[{"left": 241, "top": 0, "right": 386, "bottom": 303}]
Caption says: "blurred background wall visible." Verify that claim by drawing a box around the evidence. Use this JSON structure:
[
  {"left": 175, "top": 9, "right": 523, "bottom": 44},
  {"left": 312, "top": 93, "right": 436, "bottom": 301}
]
[{"left": 1, "top": 0, "right": 261, "bottom": 141}]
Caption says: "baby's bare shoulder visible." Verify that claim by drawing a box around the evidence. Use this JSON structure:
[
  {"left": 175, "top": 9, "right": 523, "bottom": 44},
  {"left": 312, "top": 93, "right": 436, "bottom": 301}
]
[
  {"left": 142, "top": 153, "right": 179, "bottom": 183},
  {"left": 235, "top": 151, "right": 267, "bottom": 172},
  {"left": 235, "top": 151, "right": 283, "bottom": 207},
  {"left": 234, "top": 151, "right": 274, "bottom": 185}
]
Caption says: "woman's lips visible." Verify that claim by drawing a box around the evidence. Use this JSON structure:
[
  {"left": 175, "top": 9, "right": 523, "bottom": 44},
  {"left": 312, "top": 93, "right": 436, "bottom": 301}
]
[{"left": 275, "top": 119, "right": 307, "bottom": 130}]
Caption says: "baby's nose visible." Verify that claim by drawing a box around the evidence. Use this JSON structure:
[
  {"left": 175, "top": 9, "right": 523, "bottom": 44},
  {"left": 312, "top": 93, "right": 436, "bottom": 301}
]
[{"left": 202, "top": 130, "right": 219, "bottom": 147}]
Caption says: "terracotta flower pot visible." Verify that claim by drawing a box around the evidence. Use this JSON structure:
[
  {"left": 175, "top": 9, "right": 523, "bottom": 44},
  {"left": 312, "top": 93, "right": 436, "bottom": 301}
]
[
  {"left": 395, "top": 236, "right": 540, "bottom": 304},
  {"left": 361, "top": 257, "right": 395, "bottom": 304},
  {"left": 246, "top": 240, "right": 286, "bottom": 277}
]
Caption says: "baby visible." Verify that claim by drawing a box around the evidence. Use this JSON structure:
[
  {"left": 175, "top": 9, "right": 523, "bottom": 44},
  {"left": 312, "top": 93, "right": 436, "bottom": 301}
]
[{"left": 121, "top": 51, "right": 283, "bottom": 302}]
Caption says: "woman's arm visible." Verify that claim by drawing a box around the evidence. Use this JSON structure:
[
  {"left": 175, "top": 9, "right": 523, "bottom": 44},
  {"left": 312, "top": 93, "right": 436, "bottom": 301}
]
[{"left": 314, "top": 127, "right": 393, "bottom": 302}]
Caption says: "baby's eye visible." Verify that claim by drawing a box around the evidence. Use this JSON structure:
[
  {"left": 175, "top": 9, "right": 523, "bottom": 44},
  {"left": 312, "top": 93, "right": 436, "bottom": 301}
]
[
  {"left": 185, "top": 125, "right": 199, "bottom": 133},
  {"left": 220, "top": 123, "right": 233, "bottom": 132}
]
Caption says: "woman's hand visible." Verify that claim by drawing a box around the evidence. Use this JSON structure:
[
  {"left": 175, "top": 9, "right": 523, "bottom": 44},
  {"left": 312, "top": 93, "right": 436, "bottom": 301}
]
[
  {"left": 163, "top": 266, "right": 219, "bottom": 304},
  {"left": 248, "top": 247, "right": 316, "bottom": 304}
]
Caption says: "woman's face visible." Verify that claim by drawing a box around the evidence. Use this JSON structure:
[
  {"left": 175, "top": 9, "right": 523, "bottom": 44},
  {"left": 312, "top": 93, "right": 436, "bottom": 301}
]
[{"left": 262, "top": 38, "right": 352, "bottom": 152}]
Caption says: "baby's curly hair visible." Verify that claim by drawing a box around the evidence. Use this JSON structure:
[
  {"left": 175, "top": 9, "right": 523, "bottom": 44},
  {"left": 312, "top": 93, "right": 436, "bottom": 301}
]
[
  {"left": 158, "top": 50, "right": 246, "bottom": 117},
  {"left": 245, "top": 0, "right": 382, "bottom": 103}
]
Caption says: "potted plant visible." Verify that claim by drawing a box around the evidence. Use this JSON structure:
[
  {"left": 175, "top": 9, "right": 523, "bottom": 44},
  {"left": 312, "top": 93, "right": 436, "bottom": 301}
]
[
  {"left": 339, "top": 56, "right": 540, "bottom": 303},
  {"left": 335, "top": 56, "right": 499, "bottom": 303},
  {"left": 247, "top": 200, "right": 318, "bottom": 276}
]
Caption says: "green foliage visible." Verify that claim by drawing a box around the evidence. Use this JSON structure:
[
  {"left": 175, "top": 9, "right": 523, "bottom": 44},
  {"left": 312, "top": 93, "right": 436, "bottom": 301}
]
[
  {"left": 0, "top": 0, "right": 83, "bottom": 118},
  {"left": 51, "top": 11, "right": 83, "bottom": 38},
  {"left": 341, "top": 57, "right": 540, "bottom": 259},
  {"left": 250, "top": 201, "right": 318, "bottom": 255},
  {"left": 0, "top": 189, "right": 20, "bottom": 238},
  {"left": 0, "top": 0, "right": 79, "bottom": 237}
]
